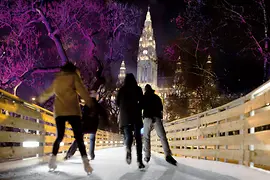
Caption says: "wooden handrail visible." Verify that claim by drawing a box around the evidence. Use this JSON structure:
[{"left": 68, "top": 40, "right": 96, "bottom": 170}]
[
  {"left": 0, "top": 89, "right": 123, "bottom": 162},
  {"left": 151, "top": 80, "right": 270, "bottom": 171}
]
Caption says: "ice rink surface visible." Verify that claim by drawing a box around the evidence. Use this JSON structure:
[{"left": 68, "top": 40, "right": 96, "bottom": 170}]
[{"left": 0, "top": 147, "right": 269, "bottom": 180}]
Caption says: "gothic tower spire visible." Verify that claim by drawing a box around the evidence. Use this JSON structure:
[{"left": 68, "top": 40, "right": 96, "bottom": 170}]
[
  {"left": 137, "top": 6, "right": 158, "bottom": 89},
  {"left": 117, "top": 60, "right": 126, "bottom": 86}
]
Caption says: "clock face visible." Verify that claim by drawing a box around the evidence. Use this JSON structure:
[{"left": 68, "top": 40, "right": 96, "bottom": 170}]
[{"left": 143, "top": 50, "right": 148, "bottom": 55}]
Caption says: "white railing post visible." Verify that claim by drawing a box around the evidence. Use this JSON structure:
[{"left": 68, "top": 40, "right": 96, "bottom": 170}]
[
  {"left": 215, "top": 119, "right": 220, "bottom": 161},
  {"left": 239, "top": 114, "right": 245, "bottom": 165},
  {"left": 224, "top": 107, "right": 229, "bottom": 163},
  {"left": 249, "top": 110, "right": 255, "bottom": 168},
  {"left": 196, "top": 116, "right": 200, "bottom": 159}
]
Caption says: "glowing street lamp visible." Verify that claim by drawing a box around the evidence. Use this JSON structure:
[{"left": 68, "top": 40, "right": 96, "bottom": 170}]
[
  {"left": 31, "top": 97, "right": 36, "bottom": 104},
  {"left": 31, "top": 97, "right": 36, "bottom": 101}
]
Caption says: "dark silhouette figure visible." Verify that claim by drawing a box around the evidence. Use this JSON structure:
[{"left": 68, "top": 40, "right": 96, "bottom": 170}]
[
  {"left": 116, "top": 73, "right": 145, "bottom": 169},
  {"left": 64, "top": 98, "right": 108, "bottom": 160}
]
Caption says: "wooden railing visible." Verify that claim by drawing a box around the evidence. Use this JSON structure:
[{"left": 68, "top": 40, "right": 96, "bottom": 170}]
[
  {"left": 151, "top": 80, "right": 270, "bottom": 171},
  {"left": 0, "top": 89, "right": 123, "bottom": 162}
]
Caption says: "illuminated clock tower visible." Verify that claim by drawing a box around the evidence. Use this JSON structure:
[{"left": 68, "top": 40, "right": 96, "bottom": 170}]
[
  {"left": 137, "top": 6, "right": 158, "bottom": 90},
  {"left": 117, "top": 60, "right": 126, "bottom": 86}
]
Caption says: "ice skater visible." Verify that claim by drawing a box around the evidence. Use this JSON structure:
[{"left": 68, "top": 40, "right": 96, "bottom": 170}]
[
  {"left": 37, "top": 62, "right": 93, "bottom": 174},
  {"left": 141, "top": 84, "right": 177, "bottom": 165},
  {"left": 116, "top": 73, "right": 145, "bottom": 169},
  {"left": 64, "top": 95, "right": 108, "bottom": 160}
]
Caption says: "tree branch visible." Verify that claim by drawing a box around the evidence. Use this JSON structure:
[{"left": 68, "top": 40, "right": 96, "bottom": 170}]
[
  {"left": 18, "top": 18, "right": 41, "bottom": 36},
  {"left": 36, "top": 8, "right": 68, "bottom": 65},
  {"left": 1, "top": 66, "right": 60, "bottom": 87}
]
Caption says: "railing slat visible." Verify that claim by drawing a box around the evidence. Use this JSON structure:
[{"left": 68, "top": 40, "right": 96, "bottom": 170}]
[
  {"left": 0, "top": 88, "right": 123, "bottom": 164},
  {"left": 0, "top": 147, "right": 43, "bottom": 160},
  {"left": 0, "top": 131, "right": 44, "bottom": 143},
  {"left": 246, "top": 110, "right": 270, "bottom": 128},
  {"left": 244, "top": 131, "right": 270, "bottom": 145},
  {"left": 0, "top": 113, "right": 44, "bottom": 131},
  {"left": 151, "top": 80, "right": 270, "bottom": 170}
]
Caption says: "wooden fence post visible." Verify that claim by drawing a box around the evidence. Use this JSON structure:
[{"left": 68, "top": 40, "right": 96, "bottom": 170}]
[
  {"left": 249, "top": 110, "right": 255, "bottom": 168},
  {"left": 239, "top": 113, "right": 245, "bottom": 165}
]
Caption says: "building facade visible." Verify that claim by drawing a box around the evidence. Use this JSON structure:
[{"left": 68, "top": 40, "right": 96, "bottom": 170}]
[{"left": 137, "top": 7, "right": 158, "bottom": 90}]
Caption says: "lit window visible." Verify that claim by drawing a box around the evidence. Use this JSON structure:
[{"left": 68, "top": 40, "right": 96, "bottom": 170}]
[{"left": 143, "top": 50, "right": 148, "bottom": 55}]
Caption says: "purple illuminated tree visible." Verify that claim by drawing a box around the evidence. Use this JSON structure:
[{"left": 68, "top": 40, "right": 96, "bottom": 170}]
[
  {"left": 0, "top": 0, "right": 141, "bottom": 96},
  {"left": 0, "top": 0, "right": 69, "bottom": 93}
]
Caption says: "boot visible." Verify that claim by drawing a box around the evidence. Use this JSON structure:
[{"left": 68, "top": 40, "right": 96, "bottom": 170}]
[
  {"left": 64, "top": 154, "right": 71, "bottom": 161},
  {"left": 48, "top": 155, "right": 57, "bottom": 170},
  {"left": 82, "top": 156, "right": 93, "bottom": 174},
  {"left": 126, "top": 148, "right": 132, "bottom": 165},
  {"left": 137, "top": 161, "right": 145, "bottom": 170},
  {"left": 90, "top": 154, "right": 95, "bottom": 160},
  {"left": 144, "top": 157, "right": 150, "bottom": 163},
  {"left": 165, "top": 155, "right": 177, "bottom": 166}
]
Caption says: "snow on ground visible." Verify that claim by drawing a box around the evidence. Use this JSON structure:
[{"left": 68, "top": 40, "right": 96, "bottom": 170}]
[{"left": 0, "top": 147, "right": 269, "bottom": 180}]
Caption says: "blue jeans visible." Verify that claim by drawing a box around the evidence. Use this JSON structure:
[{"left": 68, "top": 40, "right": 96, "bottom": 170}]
[
  {"left": 66, "top": 133, "right": 96, "bottom": 158},
  {"left": 143, "top": 117, "right": 171, "bottom": 158},
  {"left": 89, "top": 134, "right": 96, "bottom": 158},
  {"left": 123, "top": 124, "right": 142, "bottom": 162}
]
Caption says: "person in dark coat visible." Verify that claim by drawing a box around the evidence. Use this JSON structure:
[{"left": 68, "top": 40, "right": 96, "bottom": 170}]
[
  {"left": 141, "top": 84, "right": 177, "bottom": 165},
  {"left": 116, "top": 73, "right": 145, "bottom": 169},
  {"left": 64, "top": 96, "right": 108, "bottom": 160}
]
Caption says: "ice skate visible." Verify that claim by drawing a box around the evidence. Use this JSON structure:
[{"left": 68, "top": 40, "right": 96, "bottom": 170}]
[
  {"left": 48, "top": 155, "right": 57, "bottom": 171},
  {"left": 82, "top": 156, "right": 93, "bottom": 175},
  {"left": 138, "top": 161, "right": 145, "bottom": 170},
  {"left": 90, "top": 153, "right": 95, "bottom": 160},
  {"left": 126, "top": 148, "right": 132, "bottom": 165},
  {"left": 165, "top": 155, "right": 177, "bottom": 166},
  {"left": 64, "top": 154, "right": 71, "bottom": 161},
  {"left": 144, "top": 157, "right": 150, "bottom": 163}
]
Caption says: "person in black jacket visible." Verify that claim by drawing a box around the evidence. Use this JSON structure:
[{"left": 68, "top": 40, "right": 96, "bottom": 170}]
[
  {"left": 141, "top": 84, "right": 177, "bottom": 165},
  {"left": 116, "top": 73, "right": 145, "bottom": 169},
  {"left": 64, "top": 96, "right": 108, "bottom": 160}
]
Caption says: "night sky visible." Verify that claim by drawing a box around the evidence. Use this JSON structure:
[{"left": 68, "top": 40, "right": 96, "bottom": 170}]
[
  {"left": 117, "top": 0, "right": 268, "bottom": 94},
  {"left": 3, "top": 0, "right": 268, "bottom": 99},
  {"left": 113, "top": 0, "right": 183, "bottom": 80}
]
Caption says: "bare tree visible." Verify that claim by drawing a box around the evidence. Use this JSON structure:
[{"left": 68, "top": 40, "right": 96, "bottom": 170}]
[
  {"left": 218, "top": 0, "right": 269, "bottom": 80},
  {"left": 0, "top": 0, "right": 141, "bottom": 96}
]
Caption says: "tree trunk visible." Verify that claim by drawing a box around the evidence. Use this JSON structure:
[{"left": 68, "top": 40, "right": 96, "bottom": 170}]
[
  {"left": 13, "top": 81, "right": 22, "bottom": 96},
  {"left": 36, "top": 8, "right": 68, "bottom": 65}
]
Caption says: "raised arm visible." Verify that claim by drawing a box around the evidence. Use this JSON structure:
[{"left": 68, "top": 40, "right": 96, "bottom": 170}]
[{"left": 37, "top": 82, "right": 54, "bottom": 103}]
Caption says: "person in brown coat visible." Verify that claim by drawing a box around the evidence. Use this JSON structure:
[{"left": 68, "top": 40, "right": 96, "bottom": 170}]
[{"left": 37, "top": 62, "right": 93, "bottom": 174}]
